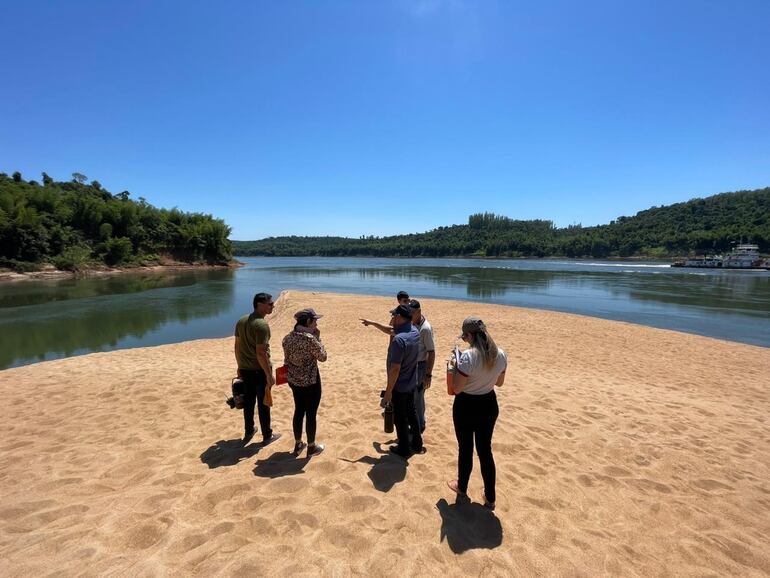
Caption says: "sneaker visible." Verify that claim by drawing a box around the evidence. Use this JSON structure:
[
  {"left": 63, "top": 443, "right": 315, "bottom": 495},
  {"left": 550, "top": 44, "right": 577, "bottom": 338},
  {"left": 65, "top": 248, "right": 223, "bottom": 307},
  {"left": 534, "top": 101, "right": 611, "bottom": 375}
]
[
  {"left": 482, "top": 490, "right": 496, "bottom": 511},
  {"left": 412, "top": 446, "right": 427, "bottom": 455},
  {"left": 307, "top": 443, "right": 325, "bottom": 457},
  {"left": 446, "top": 479, "right": 467, "bottom": 497},
  {"left": 292, "top": 441, "right": 307, "bottom": 456},
  {"left": 261, "top": 432, "right": 281, "bottom": 446},
  {"left": 389, "top": 445, "right": 411, "bottom": 459}
]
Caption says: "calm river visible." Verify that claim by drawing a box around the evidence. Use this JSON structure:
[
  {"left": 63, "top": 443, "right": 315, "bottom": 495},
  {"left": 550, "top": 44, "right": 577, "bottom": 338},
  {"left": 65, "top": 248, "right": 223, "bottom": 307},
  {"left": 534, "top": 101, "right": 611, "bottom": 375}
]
[{"left": 1, "top": 257, "right": 768, "bottom": 369}]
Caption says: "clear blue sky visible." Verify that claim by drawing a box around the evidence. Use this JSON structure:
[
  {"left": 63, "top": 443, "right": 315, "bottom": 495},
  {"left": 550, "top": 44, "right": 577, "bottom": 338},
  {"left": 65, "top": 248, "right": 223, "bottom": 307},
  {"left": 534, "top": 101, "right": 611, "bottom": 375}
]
[{"left": 2, "top": 1, "right": 769, "bottom": 240}]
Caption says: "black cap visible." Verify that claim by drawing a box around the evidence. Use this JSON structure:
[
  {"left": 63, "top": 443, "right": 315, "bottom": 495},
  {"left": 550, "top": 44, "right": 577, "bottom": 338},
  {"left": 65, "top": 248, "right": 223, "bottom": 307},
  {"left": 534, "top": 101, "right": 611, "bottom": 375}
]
[
  {"left": 389, "top": 304, "right": 413, "bottom": 319},
  {"left": 408, "top": 299, "right": 421, "bottom": 310}
]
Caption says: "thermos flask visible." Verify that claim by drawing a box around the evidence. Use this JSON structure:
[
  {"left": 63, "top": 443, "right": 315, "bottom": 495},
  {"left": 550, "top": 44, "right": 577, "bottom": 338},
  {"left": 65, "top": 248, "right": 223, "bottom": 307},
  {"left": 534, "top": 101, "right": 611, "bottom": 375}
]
[{"left": 382, "top": 402, "right": 394, "bottom": 433}]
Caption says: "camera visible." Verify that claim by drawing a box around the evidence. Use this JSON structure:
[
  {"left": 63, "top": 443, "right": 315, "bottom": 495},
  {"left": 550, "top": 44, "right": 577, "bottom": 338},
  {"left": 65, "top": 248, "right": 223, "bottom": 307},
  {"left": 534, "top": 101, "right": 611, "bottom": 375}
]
[{"left": 226, "top": 378, "right": 246, "bottom": 410}]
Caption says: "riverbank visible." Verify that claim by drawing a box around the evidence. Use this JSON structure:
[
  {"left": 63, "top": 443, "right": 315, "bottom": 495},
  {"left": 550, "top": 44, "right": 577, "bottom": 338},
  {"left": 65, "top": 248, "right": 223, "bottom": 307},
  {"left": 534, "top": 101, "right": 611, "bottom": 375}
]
[
  {"left": 0, "top": 260, "right": 243, "bottom": 283},
  {"left": 1, "top": 291, "right": 768, "bottom": 576}
]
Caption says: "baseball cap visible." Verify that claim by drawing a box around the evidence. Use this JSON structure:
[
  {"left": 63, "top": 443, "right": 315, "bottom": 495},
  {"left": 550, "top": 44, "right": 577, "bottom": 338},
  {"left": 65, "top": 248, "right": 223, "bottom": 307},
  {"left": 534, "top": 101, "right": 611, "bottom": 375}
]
[
  {"left": 459, "top": 316, "right": 486, "bottom": 337},
  {"left": 389, "top": 304, "right": 413, "bottom": 319},
  {"left": 294, "top": 308, "right": 323, "bottom": 323}
]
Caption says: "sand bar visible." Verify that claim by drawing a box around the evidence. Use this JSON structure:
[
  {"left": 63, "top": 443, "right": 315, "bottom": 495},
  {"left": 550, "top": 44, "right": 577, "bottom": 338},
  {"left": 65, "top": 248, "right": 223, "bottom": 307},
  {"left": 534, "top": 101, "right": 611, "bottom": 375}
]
[{"left": 1, "top": 290, "right": 769, "bottom": 577}]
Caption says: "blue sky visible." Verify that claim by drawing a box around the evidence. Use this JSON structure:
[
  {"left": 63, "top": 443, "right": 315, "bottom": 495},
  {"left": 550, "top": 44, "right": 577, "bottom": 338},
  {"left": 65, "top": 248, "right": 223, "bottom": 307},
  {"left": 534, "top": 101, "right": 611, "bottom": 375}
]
[{"left": 2, "top": 1, "right": 769, "bottom": 240}]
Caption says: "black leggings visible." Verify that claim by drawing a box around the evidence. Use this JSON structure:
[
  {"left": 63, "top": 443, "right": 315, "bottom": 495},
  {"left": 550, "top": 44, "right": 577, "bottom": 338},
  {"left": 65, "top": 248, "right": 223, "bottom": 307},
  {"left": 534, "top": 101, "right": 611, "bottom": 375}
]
[
  {"left": 289, "top": 377, "right": 322, "bottom": 444},
  {"left": 453, "top": 390, "right": 499, "bottom": 503}
]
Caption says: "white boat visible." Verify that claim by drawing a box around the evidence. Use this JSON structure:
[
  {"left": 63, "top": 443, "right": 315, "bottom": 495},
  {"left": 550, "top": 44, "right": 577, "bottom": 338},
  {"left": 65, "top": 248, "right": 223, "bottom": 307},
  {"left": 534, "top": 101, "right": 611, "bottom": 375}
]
[
  {"left": 671, "top": 256, "right": 723, "bottom": 268},
  {"left": 722, "top": 244, "right": 763, "bottom": 269}
]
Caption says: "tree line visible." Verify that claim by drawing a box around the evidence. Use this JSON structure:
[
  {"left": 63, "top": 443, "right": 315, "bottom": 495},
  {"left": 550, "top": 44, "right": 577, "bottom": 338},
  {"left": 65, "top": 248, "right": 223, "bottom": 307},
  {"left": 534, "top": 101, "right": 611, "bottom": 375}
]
[
  {"left": 0, "top": 171, "right": 233, "bottom": 272},
  {"left": 232, "top": 187, "right": 770, "bottom": 258}
]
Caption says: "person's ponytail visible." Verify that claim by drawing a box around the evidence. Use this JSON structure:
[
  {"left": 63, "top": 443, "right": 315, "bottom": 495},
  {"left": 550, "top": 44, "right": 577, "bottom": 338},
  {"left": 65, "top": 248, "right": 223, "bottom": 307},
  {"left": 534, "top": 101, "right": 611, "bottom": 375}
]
[{"left": 473, "top": 330, "right": 499, "bottom": 369}]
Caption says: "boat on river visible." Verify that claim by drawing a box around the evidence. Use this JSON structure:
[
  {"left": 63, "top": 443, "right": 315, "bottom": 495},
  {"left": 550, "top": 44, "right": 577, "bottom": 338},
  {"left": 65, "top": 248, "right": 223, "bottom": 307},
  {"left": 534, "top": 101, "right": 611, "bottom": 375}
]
[
  {"left": 722, "top": 244, "right": 764, "bottom": 269},
  {"left": 671, "top": 255, "right": 723, "bottom": 268},
  {"left": 671, "top": 244, "right": 769, "bottom": 269}
]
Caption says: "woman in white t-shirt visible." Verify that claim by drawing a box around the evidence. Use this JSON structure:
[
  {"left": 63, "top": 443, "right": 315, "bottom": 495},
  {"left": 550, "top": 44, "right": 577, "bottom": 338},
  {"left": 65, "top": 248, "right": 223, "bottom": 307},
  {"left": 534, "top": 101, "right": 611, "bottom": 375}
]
[{"left": 447, "top": 316, "right": 507, "bottom": 510}]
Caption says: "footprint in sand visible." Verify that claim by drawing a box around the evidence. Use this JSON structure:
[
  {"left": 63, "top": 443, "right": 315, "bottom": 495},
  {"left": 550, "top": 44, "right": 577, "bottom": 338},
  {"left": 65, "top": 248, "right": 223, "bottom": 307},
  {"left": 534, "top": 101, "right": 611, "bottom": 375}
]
[
  {"left": 692, "top": 479, "right": 734, "bottom": 492},
  {"left": 120, "top": 517, "right": 173, "bottom": 550},
  {"left": 603, "top": 466, "right": 631, "bottom": 477},
  {"left": 626, "top": 478, "right": 672, "bottom": 494}
]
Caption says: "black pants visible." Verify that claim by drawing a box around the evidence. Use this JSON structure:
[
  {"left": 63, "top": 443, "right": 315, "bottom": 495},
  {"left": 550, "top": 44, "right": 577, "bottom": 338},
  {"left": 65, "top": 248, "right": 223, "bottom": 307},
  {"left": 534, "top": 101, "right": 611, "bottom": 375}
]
[
  {"left": 289, "top": 376, "right": 322, "bottom": 444},
  {"left": 453, "top": 390, "right": 499, "bottom": 503},
  {"left": 240, "top": 368, "right": 271, "bottom": 440},
  {"left": 393, "top": 389, "right": 423, "bottom": 454}
]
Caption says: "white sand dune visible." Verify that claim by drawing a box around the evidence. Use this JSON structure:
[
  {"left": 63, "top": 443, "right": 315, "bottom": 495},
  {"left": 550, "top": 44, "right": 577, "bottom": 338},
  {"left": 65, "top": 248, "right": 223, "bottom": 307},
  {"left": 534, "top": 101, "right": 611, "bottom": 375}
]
[{"left": 1, "top": 290, "right": 768, "bottom": 577}]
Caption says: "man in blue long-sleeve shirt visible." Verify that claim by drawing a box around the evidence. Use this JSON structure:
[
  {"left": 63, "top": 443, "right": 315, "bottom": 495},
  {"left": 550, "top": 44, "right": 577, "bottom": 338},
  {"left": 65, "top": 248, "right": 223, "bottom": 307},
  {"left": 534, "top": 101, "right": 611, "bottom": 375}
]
[{"left": 382, "top": 304, "right": 424, "bottom": 458}]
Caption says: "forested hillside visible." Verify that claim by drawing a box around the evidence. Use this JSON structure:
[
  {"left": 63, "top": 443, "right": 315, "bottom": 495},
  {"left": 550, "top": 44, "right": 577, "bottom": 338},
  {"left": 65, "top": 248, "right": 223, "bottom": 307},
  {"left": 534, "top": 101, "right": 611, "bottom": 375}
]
[
  {"left": 0, "top": 172, "right": 233, "bottom": 271},
  {"left": 233, "top": 187, "right": 770, "bottom": 258}
]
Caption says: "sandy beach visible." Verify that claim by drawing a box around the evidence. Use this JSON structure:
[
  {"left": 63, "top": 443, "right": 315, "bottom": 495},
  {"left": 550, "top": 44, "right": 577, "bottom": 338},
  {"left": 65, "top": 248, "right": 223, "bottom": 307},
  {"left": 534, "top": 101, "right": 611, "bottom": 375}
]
[{"left": 1, "top": 290, "right": 768, "bottom": 577}]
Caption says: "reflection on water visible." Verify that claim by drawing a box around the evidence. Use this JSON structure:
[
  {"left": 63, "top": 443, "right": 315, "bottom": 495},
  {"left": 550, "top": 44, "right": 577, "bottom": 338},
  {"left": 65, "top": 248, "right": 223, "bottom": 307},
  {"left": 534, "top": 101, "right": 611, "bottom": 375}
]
[
  {"left": 270, "top": 264, "right": 769, "bottom": 314},
  {"left": 2, "top": 257, "right": 768, "bottom": 369},
  {"left": 1, "top": 270, "right": 235, "bottom": 368},
  {"left": 258, "top": 259, "right": 769, "bottom": 346},
  {"left": 0, "top": 273, "right": 211, "bottom": 309}
]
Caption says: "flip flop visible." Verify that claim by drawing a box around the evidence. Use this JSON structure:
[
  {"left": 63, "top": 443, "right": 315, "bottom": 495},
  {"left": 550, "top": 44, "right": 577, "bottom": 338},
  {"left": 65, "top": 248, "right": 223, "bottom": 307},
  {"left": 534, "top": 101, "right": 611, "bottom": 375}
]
[{"left": 446, "top": 480, "right": 467, "bottom": 497}]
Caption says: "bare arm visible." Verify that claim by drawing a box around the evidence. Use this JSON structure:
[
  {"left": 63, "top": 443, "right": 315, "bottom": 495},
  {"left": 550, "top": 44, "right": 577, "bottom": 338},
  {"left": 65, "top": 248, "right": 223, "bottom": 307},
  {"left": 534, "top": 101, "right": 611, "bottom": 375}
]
[
  {"left": 256, "top": 343, "right": 275, "bottom": 387},
  {"left": 384, "top": 363, "right": 401, "bottom": 403},
  {"left": 360, "top": 318, "right": 393, "bottom": 335},
  {"left": 234, "top": 337, "right": 241, "bottom": 377},
  {"left": 423, "top": 350, "right": 436, "bottom": 389},
  {"left": 495, "top": 370, "right": 506, "bottom": 387}
]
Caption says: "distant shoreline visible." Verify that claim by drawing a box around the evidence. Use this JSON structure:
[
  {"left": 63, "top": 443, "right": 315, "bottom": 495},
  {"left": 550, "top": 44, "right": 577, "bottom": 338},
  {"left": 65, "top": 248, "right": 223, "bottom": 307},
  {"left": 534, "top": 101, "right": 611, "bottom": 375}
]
[
  {"left": 0, "top": 260, "right": 244, "bottom": 283},
  {"left": 233, "top": 254, "right": 673, "bottom": 262}
]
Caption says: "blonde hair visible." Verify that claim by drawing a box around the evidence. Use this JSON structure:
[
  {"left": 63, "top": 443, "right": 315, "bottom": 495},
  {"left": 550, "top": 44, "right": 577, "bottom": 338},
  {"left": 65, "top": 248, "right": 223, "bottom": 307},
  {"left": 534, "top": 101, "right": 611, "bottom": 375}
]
[{"left": 469, "top": 327, "right": 499, "bottom": 369}]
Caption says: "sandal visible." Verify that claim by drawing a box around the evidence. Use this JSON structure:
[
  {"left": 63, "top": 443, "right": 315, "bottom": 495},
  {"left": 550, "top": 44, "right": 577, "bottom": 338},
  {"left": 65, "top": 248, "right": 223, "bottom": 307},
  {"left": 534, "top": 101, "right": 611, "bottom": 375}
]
[{"left": 446, "top": 480, "right": 467, "bottom": 497}]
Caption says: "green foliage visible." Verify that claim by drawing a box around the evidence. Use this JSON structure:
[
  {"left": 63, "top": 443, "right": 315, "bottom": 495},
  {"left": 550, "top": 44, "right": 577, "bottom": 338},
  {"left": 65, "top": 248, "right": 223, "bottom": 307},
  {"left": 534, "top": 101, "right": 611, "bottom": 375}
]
[
  {"left": 0, "top": 172, "right": 233, "bottom": 269},
  {"left": 103, "top": 237, "right": 133, "bottom": 265},
  {"left": 51, "top": 244, "right": 93, "bottom": 271},
  {"left": 233, "top": 188, "right": 770, "bottom": 258}
]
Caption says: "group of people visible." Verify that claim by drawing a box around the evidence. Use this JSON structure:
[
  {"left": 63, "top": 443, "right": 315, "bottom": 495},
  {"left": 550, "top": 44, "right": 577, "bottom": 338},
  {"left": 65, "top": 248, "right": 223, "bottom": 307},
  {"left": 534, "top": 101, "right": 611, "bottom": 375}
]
[{"left": 233, "top": 290, "right": 507, "bottom": 510}]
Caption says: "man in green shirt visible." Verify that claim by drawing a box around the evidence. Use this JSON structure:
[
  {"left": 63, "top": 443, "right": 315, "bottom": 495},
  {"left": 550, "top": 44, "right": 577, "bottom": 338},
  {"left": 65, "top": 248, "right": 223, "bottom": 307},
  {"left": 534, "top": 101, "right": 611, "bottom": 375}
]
[{"left": 235, "top": 292, "right": 279, "bottom": 445}]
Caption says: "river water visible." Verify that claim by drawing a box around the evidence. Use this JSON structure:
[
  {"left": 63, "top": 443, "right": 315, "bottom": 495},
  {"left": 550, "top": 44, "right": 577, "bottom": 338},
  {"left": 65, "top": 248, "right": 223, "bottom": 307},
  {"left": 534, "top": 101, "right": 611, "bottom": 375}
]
[{"left": 1, "top": 257, "right": 768, "bottom": 368}]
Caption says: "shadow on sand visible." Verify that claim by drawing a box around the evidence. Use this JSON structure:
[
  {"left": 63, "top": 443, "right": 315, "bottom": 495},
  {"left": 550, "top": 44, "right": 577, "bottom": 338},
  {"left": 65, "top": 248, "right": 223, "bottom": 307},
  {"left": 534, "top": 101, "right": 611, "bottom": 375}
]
[
  {"left": 200, "top": 438, "right": 262, "bottom": 469},
  {"left": 253, "top": 451, "right": 311, "bottom": 478},
  {"left": 436, "top": 496, "right": 503, "bottom": 553},
  {"left": 338, "top": 441, "right": 407, "bottom": 492}
]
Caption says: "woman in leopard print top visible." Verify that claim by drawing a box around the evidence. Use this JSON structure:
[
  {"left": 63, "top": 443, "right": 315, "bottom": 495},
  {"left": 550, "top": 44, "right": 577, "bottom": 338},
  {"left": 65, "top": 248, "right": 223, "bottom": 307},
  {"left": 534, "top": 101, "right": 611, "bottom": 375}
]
[{"left": 282, "top": 308, "right": 327, "bottom": 457}]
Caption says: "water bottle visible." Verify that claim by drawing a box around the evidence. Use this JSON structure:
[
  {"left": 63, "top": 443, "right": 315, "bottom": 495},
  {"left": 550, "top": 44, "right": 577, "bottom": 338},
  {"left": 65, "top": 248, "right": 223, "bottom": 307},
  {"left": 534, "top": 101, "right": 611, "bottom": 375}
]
[{"left": 382, "top": 402, "right": 394, "bottom": 433}]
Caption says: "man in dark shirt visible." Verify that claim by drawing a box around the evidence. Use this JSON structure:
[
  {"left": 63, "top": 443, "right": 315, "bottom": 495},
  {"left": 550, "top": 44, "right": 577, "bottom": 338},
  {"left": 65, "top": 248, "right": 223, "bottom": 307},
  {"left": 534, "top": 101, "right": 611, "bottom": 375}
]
[
  {"left": 382, "top": 304, "right": 424, "bottom": 458},
  {"left": 234, "top": 292, "right": 280, "bottom": 445}
]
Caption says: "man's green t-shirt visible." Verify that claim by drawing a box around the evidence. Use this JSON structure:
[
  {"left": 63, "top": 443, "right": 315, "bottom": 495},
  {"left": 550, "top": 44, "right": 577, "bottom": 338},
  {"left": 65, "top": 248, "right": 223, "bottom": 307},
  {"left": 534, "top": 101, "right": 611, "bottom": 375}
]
[{"left": 234, "top": 313, "right": 271, "bottom": 370}]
